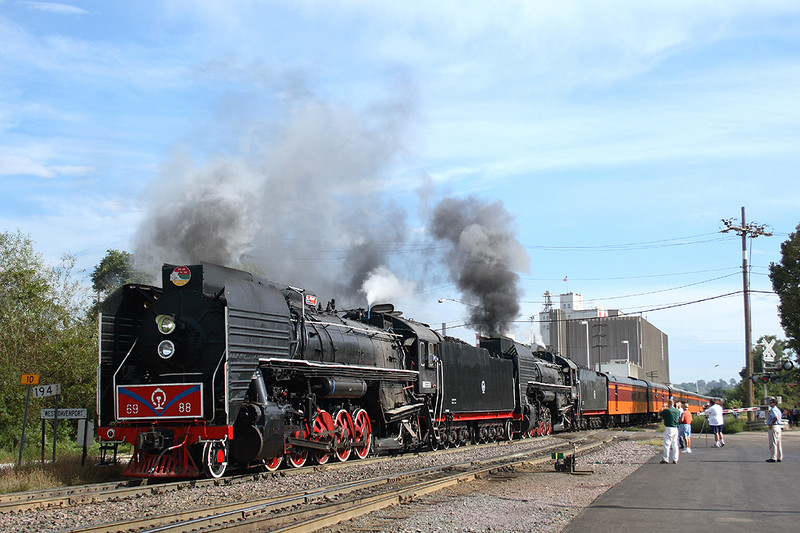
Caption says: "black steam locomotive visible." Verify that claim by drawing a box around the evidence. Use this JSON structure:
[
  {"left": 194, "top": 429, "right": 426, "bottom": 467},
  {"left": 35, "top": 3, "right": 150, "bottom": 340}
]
[{"left": 97, "top": 263, "right": 576, "bottom": 478}]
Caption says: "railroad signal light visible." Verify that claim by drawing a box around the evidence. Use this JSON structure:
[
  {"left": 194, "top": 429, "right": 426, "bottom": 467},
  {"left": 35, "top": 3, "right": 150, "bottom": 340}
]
[
  {"left": 760, "top": 374, "right": 771, "bottom": 384},
  {"left": 771, "top": 374, "right": 780, "bottom": 383}
]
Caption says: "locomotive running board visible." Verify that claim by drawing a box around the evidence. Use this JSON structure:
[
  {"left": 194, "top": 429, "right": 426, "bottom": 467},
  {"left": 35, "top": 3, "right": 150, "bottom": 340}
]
[{"left": 258, "top": 357, "right": 418, "bottom": 382}]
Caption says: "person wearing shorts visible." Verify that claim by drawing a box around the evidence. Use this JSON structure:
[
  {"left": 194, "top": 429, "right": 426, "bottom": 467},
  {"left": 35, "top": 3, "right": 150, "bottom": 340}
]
[
  {"left": 679, "top": 405, "right": 693, "bottom": 453},
  {"left": 702, "top": 399, "right": 725, "bottom": 447}
]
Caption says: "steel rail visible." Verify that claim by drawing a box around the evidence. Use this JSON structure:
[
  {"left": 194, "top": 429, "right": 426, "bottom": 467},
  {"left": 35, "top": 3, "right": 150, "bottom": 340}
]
[
  {"left": 62, "top": 433, "right": 610, "bottom": 533},
  {"left": 2, "top": 430, "right": 538, "bottom": 514}
]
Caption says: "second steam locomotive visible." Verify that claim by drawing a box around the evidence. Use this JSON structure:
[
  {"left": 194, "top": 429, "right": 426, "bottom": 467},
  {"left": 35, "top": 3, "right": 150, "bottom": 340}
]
[{"left": 97, "top": 263, "right": 709, "bottom": 478}]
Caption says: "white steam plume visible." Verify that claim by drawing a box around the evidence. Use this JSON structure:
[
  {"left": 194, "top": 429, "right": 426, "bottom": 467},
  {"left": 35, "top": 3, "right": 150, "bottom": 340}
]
[{"left": 360, "top": 265, "right": 416, "bottom": 308}]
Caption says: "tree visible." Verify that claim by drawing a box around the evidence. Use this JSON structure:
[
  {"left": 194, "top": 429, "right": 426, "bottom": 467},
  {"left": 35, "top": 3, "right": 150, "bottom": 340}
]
[
  {"left": 769, "top": 223, "right": 800, "bottom": 356},
  {"left": 0, "top": 231, "right": 96, "bottom": 454},
  {"left": 91, "top": 249, "right": 149, "bottom": 301}
]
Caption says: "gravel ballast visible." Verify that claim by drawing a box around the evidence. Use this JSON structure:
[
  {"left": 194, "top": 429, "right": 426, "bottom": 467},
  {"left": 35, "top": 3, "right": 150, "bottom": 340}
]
[
  {"left": 318, "top": 438, "right": 657, "bottom": 533},
  {"left": 0, "top": 432, "right": 657, "bottom": 533}
]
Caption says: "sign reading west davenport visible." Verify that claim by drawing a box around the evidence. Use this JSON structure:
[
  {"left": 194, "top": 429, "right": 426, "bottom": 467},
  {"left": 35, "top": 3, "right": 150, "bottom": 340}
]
[{"left": 40, "top": 408, "right": 87, "bottom": 420}]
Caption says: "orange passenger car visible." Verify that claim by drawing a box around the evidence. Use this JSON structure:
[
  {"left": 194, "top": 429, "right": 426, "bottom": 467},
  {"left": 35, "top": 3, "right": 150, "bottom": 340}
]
[{"left": 607, "top": 376, "right": 650, "bottom": 424}]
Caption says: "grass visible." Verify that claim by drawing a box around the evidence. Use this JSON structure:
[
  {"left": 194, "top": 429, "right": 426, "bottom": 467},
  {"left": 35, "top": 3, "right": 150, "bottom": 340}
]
[
  {"left": 690, "top": 414, "right": 747, "bottom": 434},
  {"left": 1, "top": 447, "right": 128, "bottom": 494}
]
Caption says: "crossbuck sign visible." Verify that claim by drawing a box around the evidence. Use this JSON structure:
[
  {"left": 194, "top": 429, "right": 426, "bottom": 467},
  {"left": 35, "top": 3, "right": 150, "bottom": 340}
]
[{"left": 761, "top": 338, "right": 777, "bottom": 364}]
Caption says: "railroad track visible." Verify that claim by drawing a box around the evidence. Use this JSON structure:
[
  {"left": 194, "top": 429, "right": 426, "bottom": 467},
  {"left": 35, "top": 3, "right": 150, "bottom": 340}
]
[
  {"left": 59, "top": 432, "right": 613, "bottom": 533},
  {"left": 1, "top": 442, "right": 430, "bottom": 514},
  {"left": 0, "top": 433, "right": 569, "bottom": 515}
]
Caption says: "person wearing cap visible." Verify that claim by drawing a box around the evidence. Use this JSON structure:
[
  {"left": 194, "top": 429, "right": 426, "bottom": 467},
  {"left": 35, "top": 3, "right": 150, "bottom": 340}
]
[{"left": 766, "top": 397, "right": 783, "bottom": 463}]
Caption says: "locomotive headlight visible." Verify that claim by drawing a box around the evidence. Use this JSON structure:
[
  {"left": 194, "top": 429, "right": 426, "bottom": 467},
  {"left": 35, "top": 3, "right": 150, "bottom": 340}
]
[
  {"left": 157, "top": 340, "right": 176, "bottom": 359},
  {"left": 155, "top": 314, "right": 176, "bottom": 335}
]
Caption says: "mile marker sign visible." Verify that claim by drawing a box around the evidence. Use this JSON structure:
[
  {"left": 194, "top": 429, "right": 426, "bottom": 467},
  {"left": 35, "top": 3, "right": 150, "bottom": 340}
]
[{"left": 21, "top": 374, "right": 40, "bottom": 385}]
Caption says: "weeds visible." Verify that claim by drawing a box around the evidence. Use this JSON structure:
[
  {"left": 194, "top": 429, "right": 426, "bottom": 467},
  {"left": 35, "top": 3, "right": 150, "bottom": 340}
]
[{"left": 1, "top": 452, "right": 127, "bottom": 494}]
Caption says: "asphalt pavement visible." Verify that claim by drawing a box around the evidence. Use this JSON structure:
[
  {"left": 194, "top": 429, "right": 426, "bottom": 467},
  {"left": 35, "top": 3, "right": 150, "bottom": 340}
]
[{"left": 563, "top": 428, "right": 799, "bottom": 533}]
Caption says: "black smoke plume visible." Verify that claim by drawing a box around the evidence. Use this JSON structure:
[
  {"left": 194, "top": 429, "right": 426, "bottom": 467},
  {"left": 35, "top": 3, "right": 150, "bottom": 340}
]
[
  {"left": 429, "top": 196, "right": 530, "bottom": 336},
  {"left": 134, "top": 76, "right": 417, "bottom": 303}
]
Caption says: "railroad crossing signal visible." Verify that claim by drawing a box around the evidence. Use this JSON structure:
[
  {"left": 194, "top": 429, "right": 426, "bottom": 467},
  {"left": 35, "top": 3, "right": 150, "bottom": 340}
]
[{"left": 761, "top": 339, "right": 777, "bottom": 364}]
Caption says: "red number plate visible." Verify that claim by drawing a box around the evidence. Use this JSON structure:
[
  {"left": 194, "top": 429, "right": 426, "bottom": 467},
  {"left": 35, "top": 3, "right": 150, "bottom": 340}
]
[{"left": 116, "top": 383, "right": 203, "bottom": 420}]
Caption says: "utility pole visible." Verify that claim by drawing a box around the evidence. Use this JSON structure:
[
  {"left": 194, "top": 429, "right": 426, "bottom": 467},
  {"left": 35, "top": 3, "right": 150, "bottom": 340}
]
[
  {"left": 721, "top": 207, "right": 771, "bottom": 419},
  {"left": 591, "top": 323, "right": 607, "bottom": 373}
]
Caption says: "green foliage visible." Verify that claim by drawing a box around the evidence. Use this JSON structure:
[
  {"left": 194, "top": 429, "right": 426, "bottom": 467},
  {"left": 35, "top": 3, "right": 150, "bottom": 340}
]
[
  {"left": 723, "top": 415, "right": 747, "bottom": 434},
  {"left": 770, "top": 223, "right": 800, "bottom": 356},
  {"left": 91, "top": 249, "right": 149, "bottom": 300},
  {"left": 691, "top": 414, "right": 746, "bottom": 434},
  {"left": 673, "top": 379, "right": 737, "bottom": 395},
  {"left": 0, "top": 231, "right": 96, "bottom": 454}
]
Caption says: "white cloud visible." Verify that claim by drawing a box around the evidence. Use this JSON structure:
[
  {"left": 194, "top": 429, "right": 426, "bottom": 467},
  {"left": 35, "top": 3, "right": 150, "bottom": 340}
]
[
  {"left": 19, "top": 2, "right": 88, "bottom": 15},
  {"left": 0, "top": 145, "right": 95, "bottom": 178}
]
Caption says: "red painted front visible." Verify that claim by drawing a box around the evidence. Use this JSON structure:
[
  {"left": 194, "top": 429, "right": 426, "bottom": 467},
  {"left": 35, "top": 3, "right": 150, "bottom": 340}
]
[
  {"left": 98, "top": 422, "right": 233, "bottom": 477},
  {"left": 99, "top": 422, "right": 233, "bottom": 443}
]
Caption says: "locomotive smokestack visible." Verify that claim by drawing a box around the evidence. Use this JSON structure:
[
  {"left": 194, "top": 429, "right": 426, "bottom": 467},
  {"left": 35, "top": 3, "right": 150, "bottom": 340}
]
[{"left": 429, "top": 196, "right": 529, "bottom": 336}]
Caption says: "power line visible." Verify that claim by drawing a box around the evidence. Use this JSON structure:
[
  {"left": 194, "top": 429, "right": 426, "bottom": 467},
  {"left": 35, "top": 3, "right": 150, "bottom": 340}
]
[
  {"left": 524, "top": 233, "right": 734, "bottom": 252},
  {"left": 521, "top": 267, "right": 741, "bottom": 283},
  {"left": 521, "top": 272, "right": 743, "bottom": 305}
]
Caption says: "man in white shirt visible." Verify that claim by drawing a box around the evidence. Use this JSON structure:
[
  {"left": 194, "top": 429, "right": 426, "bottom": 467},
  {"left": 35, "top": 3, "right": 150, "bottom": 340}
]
[
  {"left": 702, "top": 399, "right": 725, "bottom": 448},
  {"left": 766, "top": 397, "right": 783, "bottom": 463}
]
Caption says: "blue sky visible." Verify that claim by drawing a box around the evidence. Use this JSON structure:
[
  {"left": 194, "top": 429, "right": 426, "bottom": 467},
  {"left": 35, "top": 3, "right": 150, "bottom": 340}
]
[{"left": 2, "top": 1, "right": 799, "bottom": 384}]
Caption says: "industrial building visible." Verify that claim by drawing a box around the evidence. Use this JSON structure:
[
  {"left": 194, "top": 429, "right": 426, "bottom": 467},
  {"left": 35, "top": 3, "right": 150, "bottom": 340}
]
[{"left": 539, "top": 291, "right": 670, "bottom": 384}]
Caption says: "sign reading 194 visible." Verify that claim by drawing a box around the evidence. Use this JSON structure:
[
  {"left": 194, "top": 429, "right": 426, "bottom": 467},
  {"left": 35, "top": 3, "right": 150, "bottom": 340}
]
[{"left": 32, "top": 384, "right": 61, "bottom": 398}]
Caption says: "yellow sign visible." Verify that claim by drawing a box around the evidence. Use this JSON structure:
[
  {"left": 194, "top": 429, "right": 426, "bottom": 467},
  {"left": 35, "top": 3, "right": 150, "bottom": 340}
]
[{"left": 21, "top": 374, "right": 40, "bottom": 385}]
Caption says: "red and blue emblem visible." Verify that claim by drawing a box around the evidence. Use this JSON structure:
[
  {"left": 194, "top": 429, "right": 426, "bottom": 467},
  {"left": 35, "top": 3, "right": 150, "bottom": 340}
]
[{"left": 116, "top": 383, "right": 203, "bottom": 419}]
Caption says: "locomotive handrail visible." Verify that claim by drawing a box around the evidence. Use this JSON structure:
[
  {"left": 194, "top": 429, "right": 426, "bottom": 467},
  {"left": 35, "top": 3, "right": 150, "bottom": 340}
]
[
  {"left": 211, "top": 346, "right": 226, "bottom": 423},
  {"left": 526, "top": 381, "right": 571, "bottom": 390},
  {"left": 109, "top": 340, "right": 137, "bottom": 422},
  {"left": 257, "top": 357, "right": 419, "bottom": 382},
  {"left": 310, "top": 319, "right": 403, "bottom": 340}
]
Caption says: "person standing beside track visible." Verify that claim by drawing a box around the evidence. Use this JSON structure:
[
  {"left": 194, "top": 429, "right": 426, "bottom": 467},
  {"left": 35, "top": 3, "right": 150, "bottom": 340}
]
[
  {"left": 679, "top": 404, "right": 692, "bottom": 453},
  {"left": 661, "top": 399, "right": 681, "bottom": 464},
  {"left": 702, "top": 398, "right": 725, "bottom": 448},
  {"left": 766, "top": 397, "right": 783, "bottom": 463}
]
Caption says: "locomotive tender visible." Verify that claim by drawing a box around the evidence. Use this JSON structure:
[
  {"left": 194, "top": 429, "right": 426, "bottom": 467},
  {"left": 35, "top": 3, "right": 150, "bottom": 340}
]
[{"left": 97, "top": 263, "right": 710, "bottom": 478}]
